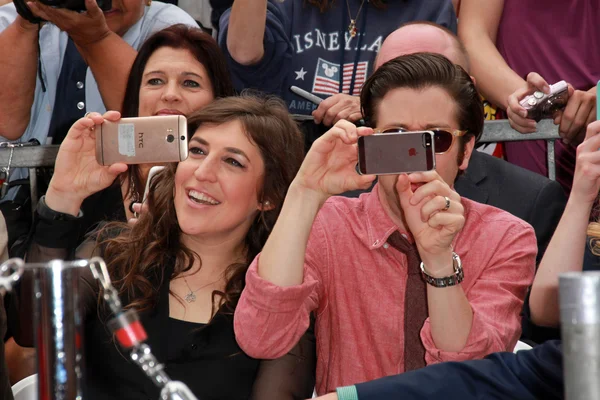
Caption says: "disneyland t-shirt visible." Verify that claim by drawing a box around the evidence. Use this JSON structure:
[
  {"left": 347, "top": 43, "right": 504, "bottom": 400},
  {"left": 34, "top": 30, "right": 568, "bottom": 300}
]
[{"left": 219, "top": 0, "right": 456, "bottom": 116}]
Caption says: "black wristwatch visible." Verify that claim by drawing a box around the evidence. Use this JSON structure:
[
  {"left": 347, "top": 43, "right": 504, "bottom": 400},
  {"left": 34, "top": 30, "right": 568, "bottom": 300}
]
[
  {"left": 36, "top": 195, "right": 83, "bottom": 221},
  {"left": 420, "top": 252, "right": 464, "bottom": 288}
]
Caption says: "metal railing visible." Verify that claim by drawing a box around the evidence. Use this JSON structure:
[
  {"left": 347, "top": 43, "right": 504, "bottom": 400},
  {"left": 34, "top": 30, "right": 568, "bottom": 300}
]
[
  {"left": 479, "top": 119, "right": 560, "bottom": 180},
  {"left": 0, "top": 119, "right": 561, "bottom": 214},
  {"left": 0, "top": 145, "right": 58, "bottom": 213}
]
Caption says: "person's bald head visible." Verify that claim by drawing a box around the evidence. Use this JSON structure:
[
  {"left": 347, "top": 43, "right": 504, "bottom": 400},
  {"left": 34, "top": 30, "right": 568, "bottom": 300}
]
[{"left": 375, "top": 22, "right": 470, "bottom": 72}]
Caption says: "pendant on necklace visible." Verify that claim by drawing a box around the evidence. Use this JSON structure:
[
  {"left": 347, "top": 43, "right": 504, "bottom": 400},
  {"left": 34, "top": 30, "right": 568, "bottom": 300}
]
[
  {"left": 184, "top": 291, "right": 197, "bottom": 303},
  {"left": 348, "top": 19, "right": 357, "bottom": 38}
]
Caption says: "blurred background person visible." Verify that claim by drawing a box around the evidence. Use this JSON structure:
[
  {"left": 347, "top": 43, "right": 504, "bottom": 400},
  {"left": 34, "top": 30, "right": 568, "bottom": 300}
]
[
  {"left": 458, "top": 0, "right": 599, "bottom": 195},
  {"left": 219, "top": 0, "right": 456, "bottom": 150}
]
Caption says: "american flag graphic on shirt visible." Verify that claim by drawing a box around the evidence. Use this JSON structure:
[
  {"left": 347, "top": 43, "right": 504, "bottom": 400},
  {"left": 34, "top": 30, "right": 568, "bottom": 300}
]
[{"left": 311, "top": 58, "right": 369, "bottom": 96}]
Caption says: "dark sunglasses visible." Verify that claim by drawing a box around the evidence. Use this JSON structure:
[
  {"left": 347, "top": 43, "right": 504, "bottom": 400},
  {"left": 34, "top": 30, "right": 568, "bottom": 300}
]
[{"left": 376, "top": 127, "right": 468, "bottom": 154}]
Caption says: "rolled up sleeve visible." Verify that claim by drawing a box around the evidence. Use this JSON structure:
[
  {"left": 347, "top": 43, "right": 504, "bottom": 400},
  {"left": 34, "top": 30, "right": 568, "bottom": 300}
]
[
  {"left": 421, "top": 223, "right": 537, "bottom": 363},
  {"left": 234, "top": 216, "right": 329, "bottom": 360}
]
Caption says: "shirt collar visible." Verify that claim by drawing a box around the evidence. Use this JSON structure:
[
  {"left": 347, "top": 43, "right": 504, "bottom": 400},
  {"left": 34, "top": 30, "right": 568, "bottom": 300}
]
[{"left": 362, "top": 183, "right": 413, "bottom": 250}]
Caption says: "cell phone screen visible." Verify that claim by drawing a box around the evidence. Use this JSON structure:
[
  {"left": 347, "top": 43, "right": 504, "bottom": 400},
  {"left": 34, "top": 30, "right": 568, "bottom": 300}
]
[{"left": 358, "top": 131, "right": 435, "bottom": 175}]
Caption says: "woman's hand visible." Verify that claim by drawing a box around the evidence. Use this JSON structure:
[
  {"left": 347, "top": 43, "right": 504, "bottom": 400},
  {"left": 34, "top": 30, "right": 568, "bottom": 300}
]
[
  {"left": 127, "top": 202, "right": 149, "bottom": 225},
  {"left": 396, "top": 171, "right": 465, "bottom": 274},
  {"left": 570, "top": 120, "right": 600, "bottom": 206},
  {"left": 46, "top": 111, "right": 127, "bottom": 216},
  {"left": 291, "top": 120, "right": 376, "bottom": 204}
]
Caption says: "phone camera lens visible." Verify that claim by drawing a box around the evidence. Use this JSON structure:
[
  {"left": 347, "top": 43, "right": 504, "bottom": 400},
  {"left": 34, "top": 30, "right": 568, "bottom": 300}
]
[
  {"left": 166, "top": 134, "right": 175, "bottom": 143},
  {"left": 180, "top": 135, "right": 185, "bottom": 141}
]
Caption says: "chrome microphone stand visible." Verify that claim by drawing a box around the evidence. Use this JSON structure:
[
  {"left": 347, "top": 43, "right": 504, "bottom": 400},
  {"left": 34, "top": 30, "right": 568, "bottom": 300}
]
[
  {"left": 560, "top": 271, "right": 600, "bottom": 400},
  {"left": 0, "top": 257, "right": 199, "bottom": 400}
]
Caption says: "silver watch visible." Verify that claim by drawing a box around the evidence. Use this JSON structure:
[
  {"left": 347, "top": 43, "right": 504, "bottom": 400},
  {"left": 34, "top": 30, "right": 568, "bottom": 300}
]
[{"left": 420, "top": 252, "right": 464, "bottom": 288}]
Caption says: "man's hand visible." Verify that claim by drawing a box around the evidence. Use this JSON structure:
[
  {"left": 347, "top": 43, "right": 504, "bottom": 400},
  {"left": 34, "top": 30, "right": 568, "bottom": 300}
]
[
  {"left": 397, "top": 171, "right": 465, "bottom": 273},
  {"left": 507, "top": 73, "right": 597, "bottom": 145},
  {"left": 506, "top": 72, "right": 551, "bottom": 133},
  {"left": 27, "top": 0, "right": 111, "bottom": 46},
  {"left": 554, "top": 86, "right": 596, "bottom": 146},
  {"left": 292, "top": 120, "right": 376, "bottom": 204},
  {"left": 15, "top": 14, "right": 40, "bottom": 33},
  {"left": 312, "top": 94, "right": 362, "bottom": 127}
]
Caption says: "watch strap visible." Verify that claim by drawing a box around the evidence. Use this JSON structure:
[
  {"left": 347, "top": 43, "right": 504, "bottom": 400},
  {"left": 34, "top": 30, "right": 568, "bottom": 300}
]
[
  {"left": 36, "top": 195, "right": 83, "bottom": 221},
  {"left": 420, "top": 252, "right": 464, "bottom": 288}
]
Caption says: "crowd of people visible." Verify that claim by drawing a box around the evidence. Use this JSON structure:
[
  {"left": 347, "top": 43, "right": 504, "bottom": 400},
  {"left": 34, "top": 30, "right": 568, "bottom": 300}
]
[{"left": 0, "top": 0, "right": 598, "bottom": 399}]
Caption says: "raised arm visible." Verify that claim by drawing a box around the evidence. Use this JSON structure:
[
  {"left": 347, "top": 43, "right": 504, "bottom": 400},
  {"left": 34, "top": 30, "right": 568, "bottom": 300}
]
[
  {"left": 528, "top": 121, "right": 600, "bottom": 327},
  {"left": 234, "top": 121, "right": 376, "bottom": 358},
  {"left": 458, "top": 0, "right": 524, "bottom": 109},
  {"left": 28, "top": 0, "right": 138, "bottom": 112},
  {"left": 0, "top": 16, "right": 39, "bottom": 140},
  {"left": 257, "top": 121, "right": 375, "bottom": 286},
  {"left": 225, "top": 0, "right": 268, "bottom": 65},
  {"left": 9, "top": 111, "right": 128, "bottom": 348}
]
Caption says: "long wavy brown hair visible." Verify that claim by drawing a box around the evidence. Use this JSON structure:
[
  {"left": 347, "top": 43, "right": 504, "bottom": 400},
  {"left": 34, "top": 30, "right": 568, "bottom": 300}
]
[
  {"left": 98, "top": 94, "right": 304, "bottom": 317},
  {"left": 587, "top": 222, "right": 600, "bottom": 255}
]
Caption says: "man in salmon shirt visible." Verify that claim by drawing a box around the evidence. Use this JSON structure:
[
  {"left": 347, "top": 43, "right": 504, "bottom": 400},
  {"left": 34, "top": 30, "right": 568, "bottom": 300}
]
[{"left": 232, "top": 30, "right": 536, "bottom": 398}]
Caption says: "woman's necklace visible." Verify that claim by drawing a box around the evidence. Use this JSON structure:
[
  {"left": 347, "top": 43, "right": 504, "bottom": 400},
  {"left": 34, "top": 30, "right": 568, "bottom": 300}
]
[
  {"left": 346, "top": 0, "right": 367, "bottom": 38},
  {"left": 182, "top": 274, "right": 224, "bottom": 303}
]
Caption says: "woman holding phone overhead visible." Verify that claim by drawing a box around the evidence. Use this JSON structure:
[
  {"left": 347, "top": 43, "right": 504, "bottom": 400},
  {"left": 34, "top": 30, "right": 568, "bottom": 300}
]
[
  {"left": 77, "top": 23, "right": 235, "bottom": 242},
  {"left": 12, "top": 94, "right": 315, "bottom": 399}
]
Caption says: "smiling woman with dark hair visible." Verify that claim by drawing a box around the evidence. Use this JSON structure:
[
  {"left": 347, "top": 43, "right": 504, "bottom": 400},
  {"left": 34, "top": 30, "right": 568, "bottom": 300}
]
[
  {"left": 13, "top": 94, "right": 315, "bottom": 399},
  {"left": 78, "top": 24, "right": 236, "bottom": 246}
]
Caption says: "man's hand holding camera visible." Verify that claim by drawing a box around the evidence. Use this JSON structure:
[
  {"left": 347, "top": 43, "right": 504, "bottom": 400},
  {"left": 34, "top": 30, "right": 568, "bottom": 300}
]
[
  {"left": 292, "top": 120, "right": 376, "bottom": 206},
  {"left": 27, "top": 0, "right": 111, "bottom": 46},
  {"left": 396, "top": 171, "right": 465, "bottom": 275},
  {"left": 507, "top": 72, "right": 596, "bottom": 146}
]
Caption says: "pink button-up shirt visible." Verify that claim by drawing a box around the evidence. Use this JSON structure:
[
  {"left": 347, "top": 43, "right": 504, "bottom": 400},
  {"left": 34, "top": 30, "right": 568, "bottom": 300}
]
[{"left": 234, "top": 185, "right": 536, "bottom": 395}]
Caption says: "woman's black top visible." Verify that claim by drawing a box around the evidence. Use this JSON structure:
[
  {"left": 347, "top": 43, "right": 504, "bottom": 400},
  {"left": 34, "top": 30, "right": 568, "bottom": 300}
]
[
  {"left": 0, "top": 295, "right": 13, "bottom": 400},
  {"left": 12, "top": 201, "right": 316, "bottom": 400}
]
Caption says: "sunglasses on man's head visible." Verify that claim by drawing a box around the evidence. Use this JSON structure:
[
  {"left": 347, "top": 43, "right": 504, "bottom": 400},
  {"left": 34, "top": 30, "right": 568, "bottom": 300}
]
[{"left": 376, "top": 127, "right": 468, "bottom": 154}]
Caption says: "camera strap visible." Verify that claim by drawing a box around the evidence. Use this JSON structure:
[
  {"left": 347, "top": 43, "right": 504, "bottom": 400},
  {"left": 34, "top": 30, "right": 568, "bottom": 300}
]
[{"left": 13, "top": 0, "right": 43, "bottom": 24}]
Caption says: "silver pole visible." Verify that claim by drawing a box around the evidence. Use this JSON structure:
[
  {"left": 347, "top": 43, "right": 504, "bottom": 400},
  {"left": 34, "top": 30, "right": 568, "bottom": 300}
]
[
  {"left": 34, "top": 259, "right": 86, "bottom": 400},
  {"left": 560, "top": 271, "right": 600, "bottom": 400}
]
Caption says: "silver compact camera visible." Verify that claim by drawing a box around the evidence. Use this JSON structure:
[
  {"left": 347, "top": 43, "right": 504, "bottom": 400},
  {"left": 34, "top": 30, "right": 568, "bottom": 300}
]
[{"left": 519, "top": 80, "right": 569, "bottom": 122}]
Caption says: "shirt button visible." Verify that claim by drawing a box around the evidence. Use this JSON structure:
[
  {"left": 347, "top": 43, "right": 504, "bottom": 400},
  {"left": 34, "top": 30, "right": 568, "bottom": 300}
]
[
  {"left": 76, "top": 81, "right": 84, "bottom": 89},
  {"left": 383, "top": 243, "right": 389, "bottom": 249},
  {"left": 77, "top": 101, "right": 85, "bottom": 110}
]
